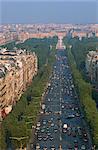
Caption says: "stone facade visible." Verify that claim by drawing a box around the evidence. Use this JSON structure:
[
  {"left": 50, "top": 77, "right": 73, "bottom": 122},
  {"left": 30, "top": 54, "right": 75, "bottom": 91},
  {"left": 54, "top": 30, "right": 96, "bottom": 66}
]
[
  {"left": 86, "top": 50, "right": 98, "bottom": 84},
  {"left": 0, "top": 48, "right": 37, "bottom": 118}
]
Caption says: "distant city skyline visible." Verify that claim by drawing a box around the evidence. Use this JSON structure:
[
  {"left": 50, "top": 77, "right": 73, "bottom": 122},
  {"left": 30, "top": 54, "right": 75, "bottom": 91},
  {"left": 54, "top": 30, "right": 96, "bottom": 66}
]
[{"left": 0, "top": 0, "right": 97, "bottom": 24}]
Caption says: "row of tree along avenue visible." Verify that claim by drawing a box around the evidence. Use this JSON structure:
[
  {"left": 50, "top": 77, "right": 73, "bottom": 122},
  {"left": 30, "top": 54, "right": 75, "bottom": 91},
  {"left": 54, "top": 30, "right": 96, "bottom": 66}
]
[
  {"left": 64, "top": 37, "right": 98, "bottom": 148},
  {"left": 63, "top": 37, "right": 98, "bottom": 107}
]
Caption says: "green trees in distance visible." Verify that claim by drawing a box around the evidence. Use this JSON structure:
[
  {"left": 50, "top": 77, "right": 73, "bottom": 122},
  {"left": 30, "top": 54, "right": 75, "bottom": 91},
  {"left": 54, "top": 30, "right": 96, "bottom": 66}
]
[
  {"left": 0, "top": 37, "right": 57, "bottom": 149},
  {"left": 1, "top": 37, "right": 58, "bottom": 69},
  {"left": 63, "top": 37, "right": 98, "bottom": 71},
  {"left": 66, "top": 47, "right": 98, "bottom": 148}
]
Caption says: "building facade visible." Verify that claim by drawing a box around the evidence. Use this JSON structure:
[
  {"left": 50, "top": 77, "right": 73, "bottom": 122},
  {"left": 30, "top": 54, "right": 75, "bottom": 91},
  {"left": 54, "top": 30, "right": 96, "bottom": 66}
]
[
  {"left": 86, "top": 50, "right": 98, "bottom": 84},
  {"left": 0, "top": 48, "right": 37, "bottom": 119}
]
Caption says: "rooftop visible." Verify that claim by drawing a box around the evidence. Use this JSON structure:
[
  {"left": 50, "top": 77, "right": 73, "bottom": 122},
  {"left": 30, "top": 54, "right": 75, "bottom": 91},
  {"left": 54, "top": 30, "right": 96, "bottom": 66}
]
[{"left": 0, "top": 47, "right": 36, "bottom": 79}]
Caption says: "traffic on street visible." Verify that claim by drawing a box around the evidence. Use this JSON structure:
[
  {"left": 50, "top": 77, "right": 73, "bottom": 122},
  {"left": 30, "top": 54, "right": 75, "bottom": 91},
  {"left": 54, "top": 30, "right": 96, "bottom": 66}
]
[{"left": 31, "top": 49, "right": 92, "bottom": 150}]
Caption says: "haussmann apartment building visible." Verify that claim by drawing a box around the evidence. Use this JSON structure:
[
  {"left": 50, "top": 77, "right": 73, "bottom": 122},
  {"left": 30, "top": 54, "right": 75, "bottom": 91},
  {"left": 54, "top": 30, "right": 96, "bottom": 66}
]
[{"left": 0, "top": 47, "right": 37, "bottom": 119}]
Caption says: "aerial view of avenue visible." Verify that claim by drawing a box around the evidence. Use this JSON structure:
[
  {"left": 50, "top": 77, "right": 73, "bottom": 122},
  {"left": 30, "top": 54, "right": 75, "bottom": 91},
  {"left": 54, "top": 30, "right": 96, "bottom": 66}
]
[{"left": 0, "top": 0, "right": 98, "bottom": 150}]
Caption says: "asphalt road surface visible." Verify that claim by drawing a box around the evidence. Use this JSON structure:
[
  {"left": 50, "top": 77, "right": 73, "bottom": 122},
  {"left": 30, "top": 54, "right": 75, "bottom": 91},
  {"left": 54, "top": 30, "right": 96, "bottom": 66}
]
[{"left": 31, "top": 49, "right": 93, "bottom": 150}]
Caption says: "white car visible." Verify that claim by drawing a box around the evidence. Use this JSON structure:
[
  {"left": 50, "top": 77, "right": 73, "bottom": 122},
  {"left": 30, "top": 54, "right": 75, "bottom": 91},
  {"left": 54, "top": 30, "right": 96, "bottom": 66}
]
[
  {"left": 63, "top": 124, "right": 68, "bottom": 129},
  {"left": 36, "top": 143, "right": 40, "bottom": 149},
  {"left": 40, "top": 110, "right": 44, "bottom": 114},
  {"left": 37, "top": 122, "right": 41, "bottom": 127},
  {"left": 81, "top": 145, "right": 86, "bottom": 150}
]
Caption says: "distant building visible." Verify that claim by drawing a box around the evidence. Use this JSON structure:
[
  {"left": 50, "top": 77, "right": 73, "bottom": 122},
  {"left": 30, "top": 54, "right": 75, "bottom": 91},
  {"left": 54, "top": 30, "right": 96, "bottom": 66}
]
[
  {"left": 72, "top": 31, "right": 87, "bottom": 39},
  {"left": 86, "top": 50, "right": 98, "bottom": 84},
  {"left": 17, "top": 31, "right": 66, "bottom": 42},
  {"left": 0, "top": 48, "right": 37, "bottom": 119},
  {"left": 0, "top": 32, "right": 18, "bottom": 46},
  {"left": 95, "top": 32, "right": 98, "bottom": 37}
]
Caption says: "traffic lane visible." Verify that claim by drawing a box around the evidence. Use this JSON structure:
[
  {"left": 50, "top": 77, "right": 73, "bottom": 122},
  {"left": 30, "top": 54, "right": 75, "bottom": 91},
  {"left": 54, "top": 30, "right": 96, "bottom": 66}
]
[
  {"left": 57, "top": 50, "right": 91, "bottom": 146},
  {"left": 36, "top": 100, "right": 90, "bottom": 149},
  {"left": 33, "top": 50, "right": 92, "bottom": 149},
  {"left": 34, "top": 114, "right": 61, "bottom": 149},
  {"left": 61, "top": 93, "right": 91, "bottom": 148},
  {"left": 45, "top": 97, "right": 86, "bottom": 144}
]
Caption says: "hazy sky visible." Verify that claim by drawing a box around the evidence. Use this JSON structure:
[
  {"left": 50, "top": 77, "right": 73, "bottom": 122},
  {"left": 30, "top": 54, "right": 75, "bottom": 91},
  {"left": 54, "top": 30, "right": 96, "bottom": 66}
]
[{"left": 0, "top": 0, "right": 97, "bottom": 24}]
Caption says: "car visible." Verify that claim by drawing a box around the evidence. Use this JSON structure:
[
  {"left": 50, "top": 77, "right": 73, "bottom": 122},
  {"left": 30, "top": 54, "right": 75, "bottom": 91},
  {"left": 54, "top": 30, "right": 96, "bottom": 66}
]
[
  {"left": 63, "top": 128, "right": 67, "bottom": 133},
  {"left": 36, "top": 143, "right": 40, "bottom": 149},
  {"left": 48, "top": 120, "right": 52, "bottom": 124},
  {"left": 49, "top": 136, "right": 53, "bottom": 141},
  {"left": 69, "top": 105, "right": 73, "bottom": 109},
  {"left": 66, "top": 114, "right": 75, "bottom": 119},
  {"left": 37, "top": 135, "right": 42, "bottom": 141},
  {"left": 51, "top": 123, "right": 54, "bottom": 127},
  {"left": 74, "top": 139, "right": 78, "bottom": 144},
  {"left": 48, "top": 98, "right": 51, "bottom": 102},
  {"left": 75, "top": 113, "right": 80, "bottom": 117},
  {"left": 72, "top": 108, "right": 74, "bottom": 111},
  {"left": 51, "top": 117, "right": 54, "bottom": 121},
  {"left": 81, "top": 145, "right": 86, "bottom": 150},
  {"left": 67, "top": 130, "right": 71, "bottom": 136},
  {"left": 47, "top": 132, "right": 51, "bottom": 136},
  {"left": 43, "top": 120, "right": 47, "bottom": 125},
  {"left": 34, "top": 131, "right": 38, "bottom": 135},
  {"left": 62, "top": 105, "right": 64, "bottom": 109},
  {"left": 83, "top": 132, "right": 87, "bottom": 137},
  {"left": 74, "top": 141, "right": 78, "bottom": 148},
  {"left": 51, "top": 145, "right": 55, "bottom": 150},
  {"left": 74, "top": 107, "right": 79, "bottom": 110},
  {"left": 54, "top": 128, "right": 58, "bottom": 133},
  {"left": 48, "top": 110, "right": 52, "bottom": 114},
  {"left": 43, "top": 147, "right": 48, "bottom": 150},
  {"left": 63, "top": 123, "right": 68, "bottom": 128},
  {"left": 36, "top": 127, "right": 40, "bottom": 131},
  {"left": 37, "top": 122, "right": 41, "bottom": 127},
  {"left": 82, "top": 131, "right": 88, "bottom": 142},
  {"left": 67, "top": 127, "right": 71, "bottom": 136},
  {"left": 72, "top": 132, "right": 76, "bottom": 137},
  {"left": 47, "top": 129, "right": 50, "bottom": 133},
  {"left": 72, "top": 127, "right": 76, "bottom": 137},
  {"left": 41, "top": 129, "right": 45, "bottom": 133},
  {"left": 55, "top": 111, "right": 60, "bottom": 115},
  {"left": 77, "top": 127, "right": 82, "bottom": 137},
  {"left": 43, "top": 136, "right": 48, "bottom": 141},
  {"left": 83, "top": 137, "right": 88, "bottom": 142},
  {"left": 40, "top": 110, "right": 44, "bottom": 114},
  {"left": 45, "top": 111, "right": 49, "bottom": 115}
]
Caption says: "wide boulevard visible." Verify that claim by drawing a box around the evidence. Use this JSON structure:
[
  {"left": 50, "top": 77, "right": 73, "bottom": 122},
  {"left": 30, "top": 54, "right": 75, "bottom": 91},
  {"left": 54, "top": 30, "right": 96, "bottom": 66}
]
[{"left": 31, "top": 49, "right": 92, "bottom": 150}]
